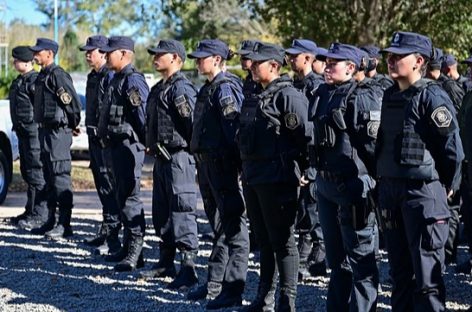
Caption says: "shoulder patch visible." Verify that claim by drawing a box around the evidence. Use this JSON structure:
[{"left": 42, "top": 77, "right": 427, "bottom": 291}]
[
  {"left": 367, "top": 121, "right": 380, "bottom": 138},
  {"left": 431, "top": 106, "right": 452, "bottom": 128},
  {"left": 220, "top": 95, "right": 237, "bottom": 119},
  {"left": 56, "top": 87, "right": 72, "bottom": 105},
  {"left": 369, "top": 110, "right": 381, "bottom": 121},
  {"left": 128, "top": 87, "right": 142, "bottom": 107},
  {"left": 175, "top": 95, "right": 192, "bottom": 118},
  {"left": 285, "top": 113, "right": 300, "bottom": 130}
]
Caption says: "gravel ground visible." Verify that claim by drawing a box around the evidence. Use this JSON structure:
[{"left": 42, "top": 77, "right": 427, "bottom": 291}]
[{"left": 1, "top": 194, "right": 472, "bottom": 311}]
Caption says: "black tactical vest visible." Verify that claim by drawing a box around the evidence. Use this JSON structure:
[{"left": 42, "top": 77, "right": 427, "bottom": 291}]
[
  {"left": 313, "top": 81, "right": 368, "bottom": 177},
  {"left": 9, "top": 71, "right": 37, "bottom": 128},
  {"left": 147, "top": 72, "right": 191, "bottom": 148},
  {"left": 85, "top": 66, "right": 110, "bottom": 128},
  {"left": 33, "top": 65, "right": 68, "bottom": 126},
  {"left": 100, "top": 65, "right": 144, "bottom": 141},
  {"left": 239, "top": 79, "right": 292, "bottom": 160},
  {"left": 376, "top": 79, "right": 439, "bottom": 180},
  {"left": 190, "top": 76, "right": 233, "bottom": 153}
]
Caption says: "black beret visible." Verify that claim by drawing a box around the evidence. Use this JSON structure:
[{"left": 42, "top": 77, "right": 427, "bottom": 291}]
[{"left": 12, "top": 46, "right": 34, "bottom": 62}]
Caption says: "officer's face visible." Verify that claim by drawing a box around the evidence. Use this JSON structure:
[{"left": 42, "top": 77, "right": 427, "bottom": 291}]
[
  {"left": 195, "top": 55, "right": 216, "bottom": 75},
  {"left": 312, "top": 59, "right": 326, "bottom": 75},
  {"left": 33, "top": 50, "right": 52, "bottom": 66},
  {"left": 106, "top": 50, "right": 125, "bottom": 70},
  {"left": 251, "top": 60, "right": 275, "bottom": 83},
  {"left": 324, "top": 58, "right": 353, "bottom": 84},
  {"left": 387, "top": 53, "right": 419, "bottom": 79},
  {"left": 240, "top": 57, "right": 252, "bottom": 71},
  {"left": 153, "top": 53, "right": 173, "bottom": 72},
  {"left": 85, "top": 49, "right": 105, "bottom": 68},
  {"left": 287, "top": 53, "right": 306, "bottom": 72},
  {"left": 13, "top": 59, "right": 29, "bottom": 73}
]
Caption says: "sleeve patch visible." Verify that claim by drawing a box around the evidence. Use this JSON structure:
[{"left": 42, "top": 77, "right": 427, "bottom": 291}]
[
  {"left": 285, "top": 113, "right": 300, "bottom": 130},
  {"left": 367, "top": 121, "right": 380, "bottom": 138},
  {"left": 56, "top": 87, "right": 72, "bottom": 105},
  {"left": 369, "top": 110, "right": 381, "bottom": 121},
  {"left": 222, "top": 104, "right": 237, "bottom": 119},
  {"left": 175, "top": 95, "right": 192, "bottom": 118},
  {"left": 220, "top": 95, "right": 235, "bottom": 106},
  {"left": 128, "top": 87, "right": 142, "bottom": 107},
  {"left": 431, "top": 106, "right": 452, "bottom": 128}
]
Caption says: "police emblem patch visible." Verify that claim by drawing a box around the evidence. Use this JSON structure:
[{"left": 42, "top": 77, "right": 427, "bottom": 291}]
[
  {"left": 128, "top": 88, "right": 142, "bottom": 107},
  {"left": 431, "top": 106, "right": 452, "bottom": 128},
  {"left": 56, "top": 87, "right": 72, "bottom": 105},
  {"left": 175, "top": 95, "right": 191, "bottom": 117},
  {"left": 393, "top": 33, "right": 401, "bottom": 44},
  {"left": 367, "top": 121, "right": 380, "bottom": 138},
  {"left": 223, "top": 104, "right": 237, "bottom": 119},
  {"left": 285, "top": 113, "right": 299, "bottom": 130}
]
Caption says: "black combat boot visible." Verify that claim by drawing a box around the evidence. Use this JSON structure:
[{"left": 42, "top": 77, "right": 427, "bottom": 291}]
[
  {"left": 140, "top": 246, "right": 176, "bottom": 279},
  {"left": 9, "top": 212, "right": 29, "bottom": 225},
  {"left": 114, "top": 234, "right": 144, "bottom": 272},
  {"left": 45, "top": 209, "right": 73, "bottom": 239},
  {"left": 206, "top": 286, "right": 243, "bottom": 310},
  {"left": 277, "top": 287, "right": 296, "bottom": 312},
  {"left": 187, "top": 281, "right": 222, "bottom": 301},
  {"left": 297, "top": 233, "right": 312, "bottom": 281},
  {"left": 105, "top": 229, "right": 129, "bottom": 262},
  {"left": 84, "top": 222, "right": 107, "bottom": 246},
  {"left": 167, "top": 250, "right": 198, "bottom": 289},
  {"left": 18, "top": 216, "right": 45, "bottom": 230},
  {"left": 241, "top": 280, "right": 276, "bottom": 312}
]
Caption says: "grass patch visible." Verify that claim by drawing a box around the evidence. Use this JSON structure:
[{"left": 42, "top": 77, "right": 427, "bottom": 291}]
[{"left": 10, "top": 159, "right": 153, "bottom": 192}]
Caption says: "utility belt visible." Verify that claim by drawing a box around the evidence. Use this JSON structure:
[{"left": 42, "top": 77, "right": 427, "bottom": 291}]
[
  {"left": 194, "top": 150, "right": 232, "bottom": 163},
  {"left": 38, "top": 122, "right": 67, "bottom": 130}
]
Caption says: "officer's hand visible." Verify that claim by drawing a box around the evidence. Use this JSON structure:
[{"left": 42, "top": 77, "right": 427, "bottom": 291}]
[
  {"left": 72, "top": 127, "right": 81, "bottom": 137},
  {"left": 300, "top": 175, "right": 309, "bottom": 186}
]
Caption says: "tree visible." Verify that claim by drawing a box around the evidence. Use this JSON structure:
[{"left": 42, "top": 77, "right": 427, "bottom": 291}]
[{"left": 244, "top": 0, "right": 472, "bottom": 59}]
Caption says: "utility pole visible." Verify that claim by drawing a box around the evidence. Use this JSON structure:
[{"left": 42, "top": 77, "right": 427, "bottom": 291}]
[{"left": 0, "top": 1, "right": 8, "bottom": 77}]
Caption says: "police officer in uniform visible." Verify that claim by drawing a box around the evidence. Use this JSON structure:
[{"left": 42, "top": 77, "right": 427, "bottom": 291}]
[
  {"left": 427, "top": 48, "right": 465, "bottom": 265},
  {"left": 98, "top": 36, "right": 149, "bottom": 272},
  {"left": 139, "top": 39, "right": 199, "bottom": 289},
  {"left": 9, "top": 46, "right": 48, "bottom": 229},
  {"left": 442, "top": 54, "right": 472, "bottom": 94},
  {"left": 29, "top": 38, "right": 81, "bottom": 239},
  {"left": 187, "top": 39, "right": 249, "bottom": 310},
  {"left": 377, "top": 31, "right": 463, "bottom": 311},
  {"left": 237, "top": 40, "right": 262, "bottom": 100},
  {"left": 79, "top": 35, "right": 121, "bottom": 255},
  {"left": 311, "top": 43, "right": 380, "bottom": 311},
  {"left": 360, "top": 45, "right": 394, "bottom": 91},
  {"left": 286, "top": 39, "right": 327, "bottom": 280},
  {"left": 239, "top": 42, "right": 312, "bottom": 312}
]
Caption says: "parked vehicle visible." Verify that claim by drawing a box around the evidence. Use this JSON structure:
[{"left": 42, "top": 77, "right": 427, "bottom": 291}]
[{"left": 0, "top": 100, "right": 19, "bottom": 204}]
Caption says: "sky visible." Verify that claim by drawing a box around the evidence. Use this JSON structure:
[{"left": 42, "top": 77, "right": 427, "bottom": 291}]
[{"left": 2, "top": 0, "right": 47, "bottom": 25}]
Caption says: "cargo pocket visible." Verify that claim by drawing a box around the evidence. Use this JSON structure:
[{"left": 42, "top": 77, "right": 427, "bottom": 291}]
[
  {"left": 421, "top": 220, "right": 448, "bottom": 251},
  {"left": 174, "top": 189, "right": 197, "bottom": 213}
]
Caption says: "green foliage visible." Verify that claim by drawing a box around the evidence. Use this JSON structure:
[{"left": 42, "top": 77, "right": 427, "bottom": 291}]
[
  {"left": 244, "top": 0, "right": 472, "bottom": 58},
  {"left": 0, "top": 71, "right": 18, "bottom": 100}
]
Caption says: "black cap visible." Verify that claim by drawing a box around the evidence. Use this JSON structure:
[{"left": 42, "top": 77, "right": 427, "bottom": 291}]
[
  {"left": 360, "top": 45, "right": 381, "bottom": 58},
  {"left": 316, "top": 43, "right": 365, "bottom": 68},
  {"left": 381, "top": 31, "right": 432, "bottom": 58},
  {"left": 99, "top": 36, "right": 135, "bottom": 53},
  {"left": 188, "top": 39, "right": 229, "bottom": 59},
  {"left": 245, "top": 42, "right": 285, "bottom": 65},
  {"left": 12, "top": 46, "right": 34, "bottom": 62},
  {"left": 429, "top": 48, "right": 444, "bottom": 70},
  {"left": 236, "top": 40, "right": 259, "bottom": 56},
  {"left": 29, "top": 38, "right": 58, "bottom": 54},
  {"left": 147, "top": 39, "right": 186, "bottom": 62},
  {"left": 80, "top": 35, "right": 109, "bottom": 51}
]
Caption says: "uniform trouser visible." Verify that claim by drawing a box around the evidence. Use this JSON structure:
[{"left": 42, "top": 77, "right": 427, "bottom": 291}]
[
  {"left": 17, "top": 128, "right": 47, "bottom": 221},
  {"left": 379, "top": 178, "right": 449, "bottom": 312},
  {"left": 196, "top": 156, "right": 249, "bottom": 293},
  {"left": 244, "top": 183, "right": 299, "bottom": 297},
  {"left": 316, "top": 175, "right": 378, "bottom": 312},
  {"left": 88, "top": 138, "right": 120, "bottom": 229},
  {"left": 152, "top": 150, "right": 198, "bottom": 251},
  {"left": 296, "top": 179, "right": 325, "bottom": 265},
  {"left": 109, "top": 139, "right": 145, "bottom": 236},
  {"left": 460, "top": 162, "right": 472, "bottom": 255},
  {"left": 39, "top": 127, "right": 73, "bottom": 226}
]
